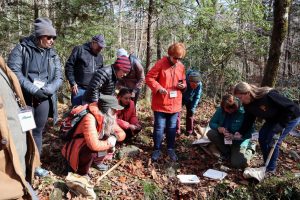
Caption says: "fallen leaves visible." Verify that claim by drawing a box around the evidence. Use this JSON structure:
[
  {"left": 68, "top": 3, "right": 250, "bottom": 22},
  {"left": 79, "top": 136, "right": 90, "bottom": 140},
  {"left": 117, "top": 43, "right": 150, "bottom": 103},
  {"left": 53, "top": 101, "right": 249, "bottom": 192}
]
[{"left": 36, "top": 100, "right": 300, "bottom": 199}]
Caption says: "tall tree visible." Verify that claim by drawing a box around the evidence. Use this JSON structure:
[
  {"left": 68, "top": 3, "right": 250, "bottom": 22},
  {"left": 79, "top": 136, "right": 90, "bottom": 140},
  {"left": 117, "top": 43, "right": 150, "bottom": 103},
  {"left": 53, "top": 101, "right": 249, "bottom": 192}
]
[
  {"left": 261, "top": 0, "right": 291, "bottom": 87},
  {"left": 145, "top": 0, "right": 154, "bottom": 102}
]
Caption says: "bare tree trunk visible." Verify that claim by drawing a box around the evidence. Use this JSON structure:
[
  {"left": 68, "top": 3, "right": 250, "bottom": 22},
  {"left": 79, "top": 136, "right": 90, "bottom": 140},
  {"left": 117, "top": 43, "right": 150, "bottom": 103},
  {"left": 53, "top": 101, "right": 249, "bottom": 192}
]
[
  {"left": 17, "top": 0, "right": 22, "bottom": 37},
  {"left": 34, "top": 0, "right": 39, "bottom": 19},
  {"left": 261, "top": 0, "right": 291, "bottom": 87},
  {"left": 156, "top": 19, "right": 161, "bottom": 60},
  {"left": 138, "top": 6, "right": 145, "bottom": 59},
  {"left": 145, "top": 0, "right": 154, "bottom": 103},
  {"left": 283, "top": 9, "right": 292, "bottom": 77},
  {"left": 40, "top": 0, "right": 49, "bottom": 17},
  {"left": 118, "top": 0, "right": 123, "bottom": 47}
]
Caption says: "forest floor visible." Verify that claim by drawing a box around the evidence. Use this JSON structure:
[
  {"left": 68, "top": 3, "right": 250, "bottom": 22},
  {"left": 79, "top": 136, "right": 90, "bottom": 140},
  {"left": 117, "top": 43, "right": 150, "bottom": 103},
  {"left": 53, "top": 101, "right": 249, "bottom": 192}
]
[{"left": 34, "top": 99, "right": 300, "bottom": 199}]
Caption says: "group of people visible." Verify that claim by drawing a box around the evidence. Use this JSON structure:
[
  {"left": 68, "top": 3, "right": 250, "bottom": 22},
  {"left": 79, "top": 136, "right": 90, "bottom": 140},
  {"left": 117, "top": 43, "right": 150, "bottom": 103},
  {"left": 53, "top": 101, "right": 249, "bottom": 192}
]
[{"left": 1, "top": 17, "right": 300, "bottom": 199}]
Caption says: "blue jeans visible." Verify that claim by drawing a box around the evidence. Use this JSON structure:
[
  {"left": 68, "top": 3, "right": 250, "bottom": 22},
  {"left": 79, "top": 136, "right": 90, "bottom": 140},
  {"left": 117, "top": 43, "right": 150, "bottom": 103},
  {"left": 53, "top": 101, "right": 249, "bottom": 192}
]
[
  {"left": 71, "top": 87, "right": 86, "bottom": 106},
  {"left": 153, "top": 111, "right": 178, "bottom": 150},
  {"left": 259, "top": 117, "right": 300, "bottom": 171}
]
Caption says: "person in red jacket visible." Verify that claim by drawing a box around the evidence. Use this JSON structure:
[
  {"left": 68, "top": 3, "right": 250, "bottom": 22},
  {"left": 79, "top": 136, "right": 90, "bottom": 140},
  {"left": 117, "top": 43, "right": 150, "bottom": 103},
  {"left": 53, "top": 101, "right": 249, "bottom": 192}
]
[
  {"left": 62, "top": 95, "right": 126, "bottom": 176},
  {"left": 116, "top": 87, "right": 141, "bottom": 141},
  {"left": 146, "top": 42, "right": 187, "bottom": 161}
]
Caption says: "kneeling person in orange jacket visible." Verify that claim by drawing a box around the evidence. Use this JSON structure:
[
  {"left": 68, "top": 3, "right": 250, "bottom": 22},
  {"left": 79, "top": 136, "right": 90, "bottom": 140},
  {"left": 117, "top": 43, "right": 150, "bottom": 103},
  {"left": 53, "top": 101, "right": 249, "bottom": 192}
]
[{"left": 62, "top": 95, "right": 126, "bottom": 175}]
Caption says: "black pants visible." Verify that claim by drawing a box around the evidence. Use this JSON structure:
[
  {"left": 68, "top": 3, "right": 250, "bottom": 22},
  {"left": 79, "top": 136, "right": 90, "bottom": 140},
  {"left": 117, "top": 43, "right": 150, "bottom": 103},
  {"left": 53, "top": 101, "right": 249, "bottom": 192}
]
[{"left": 32, "top": 99, "right": 50, "bottom": 155}]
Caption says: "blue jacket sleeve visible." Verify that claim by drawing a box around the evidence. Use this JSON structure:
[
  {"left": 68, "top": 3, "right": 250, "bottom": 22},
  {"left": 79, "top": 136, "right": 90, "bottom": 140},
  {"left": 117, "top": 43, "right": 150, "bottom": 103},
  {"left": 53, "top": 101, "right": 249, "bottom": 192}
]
[
  {"left": 209, "top": 107, "right": 223, "bottom": 131},
  {"left": 191, "top": 82, "right": 202, "bottom": 110},
  {"left": 7, "top": 44, "right": 40, "bottom": 95},
  {"left": 42, "top": 53, "right": 63, "bottom": 95}
]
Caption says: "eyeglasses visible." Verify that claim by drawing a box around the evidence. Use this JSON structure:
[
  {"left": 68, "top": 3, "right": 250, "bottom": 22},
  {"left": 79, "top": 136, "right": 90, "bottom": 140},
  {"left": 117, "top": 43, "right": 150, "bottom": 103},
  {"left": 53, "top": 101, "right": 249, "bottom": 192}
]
[
  {"left": 173, "top": 57, "right": 182, "bottom": 60},
  {"left": 46, "top": 36, "right": 56, "bottom": 40}
]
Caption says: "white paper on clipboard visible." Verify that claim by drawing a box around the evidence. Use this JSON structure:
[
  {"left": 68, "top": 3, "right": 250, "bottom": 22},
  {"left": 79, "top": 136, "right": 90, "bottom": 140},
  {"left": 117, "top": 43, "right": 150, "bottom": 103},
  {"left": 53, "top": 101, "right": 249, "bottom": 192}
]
[{"left": 177, "top": 174, "right": 200, "bottom": 184}]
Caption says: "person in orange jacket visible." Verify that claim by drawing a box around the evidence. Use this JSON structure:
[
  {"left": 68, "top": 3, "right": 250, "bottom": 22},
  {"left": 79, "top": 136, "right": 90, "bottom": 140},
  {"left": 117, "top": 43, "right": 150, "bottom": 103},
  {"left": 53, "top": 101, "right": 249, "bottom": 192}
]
[
  {"left": 62, "top": 95, "right": 126, "bottom": 175},
  {"left": 145, "top": 42, "right": 187, "bottom": 161},
  {"left": 116, "top": 87, "right": 141, "bottom": 141}
]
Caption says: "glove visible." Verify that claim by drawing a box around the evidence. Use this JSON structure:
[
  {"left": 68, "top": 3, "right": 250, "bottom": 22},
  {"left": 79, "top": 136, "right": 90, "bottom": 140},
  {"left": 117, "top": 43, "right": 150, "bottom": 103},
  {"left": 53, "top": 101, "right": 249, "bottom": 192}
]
[
  {"left": 107, "top": 135, "right": 117, "bottom": 147},
  {"left": 34, "top": 89, "right": 48, "bottom": 100}
]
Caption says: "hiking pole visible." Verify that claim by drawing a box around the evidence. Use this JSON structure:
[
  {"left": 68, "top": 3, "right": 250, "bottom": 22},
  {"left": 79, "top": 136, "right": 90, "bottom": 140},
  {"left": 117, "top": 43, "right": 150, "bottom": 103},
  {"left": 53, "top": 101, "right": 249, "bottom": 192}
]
[
  {"left": 264, "top": 134, "right": 280, "bottom": 169},
  {"left": 243, "top": 129, "right": 283, "bottom": 182}
]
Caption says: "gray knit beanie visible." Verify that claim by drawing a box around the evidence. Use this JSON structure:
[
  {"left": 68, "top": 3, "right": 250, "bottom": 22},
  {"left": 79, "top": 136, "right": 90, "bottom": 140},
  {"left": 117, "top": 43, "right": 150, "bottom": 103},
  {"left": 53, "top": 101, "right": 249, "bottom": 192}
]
[
  {"left": 189, "top": 71, "right": 201, "bottom": 82},
  {"left": 34, "top": 17, "right": 56, "bottom": 37}
]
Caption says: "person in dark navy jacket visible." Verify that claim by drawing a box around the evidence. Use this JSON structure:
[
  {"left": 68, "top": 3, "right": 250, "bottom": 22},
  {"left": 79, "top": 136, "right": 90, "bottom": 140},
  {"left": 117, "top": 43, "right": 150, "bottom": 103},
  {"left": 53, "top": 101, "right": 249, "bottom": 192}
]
[{"left": 234, "top": 82, "right": 300, "bottom": 173}]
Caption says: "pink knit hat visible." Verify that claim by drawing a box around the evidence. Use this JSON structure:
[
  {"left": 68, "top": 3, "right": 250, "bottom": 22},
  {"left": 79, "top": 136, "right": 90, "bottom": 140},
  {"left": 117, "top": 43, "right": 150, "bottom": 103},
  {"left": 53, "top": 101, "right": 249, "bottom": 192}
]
[{"left": 114, "top": 56, "right": 131, "bottom": 73}]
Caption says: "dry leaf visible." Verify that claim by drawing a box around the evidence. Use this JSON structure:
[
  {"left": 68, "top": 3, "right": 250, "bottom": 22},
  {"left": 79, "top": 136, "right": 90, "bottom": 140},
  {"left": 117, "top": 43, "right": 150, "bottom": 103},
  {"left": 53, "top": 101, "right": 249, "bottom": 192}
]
[
  {"left": 119, "top": 176, "right": 127, "bottom": 183},
  {"left": 151, "top": 168, "right": 158, "bottom": 180},
  {"left": 135, "top": 160, "right": 143, "bottom": 168},
  {"left": 122, "top": 184, "right": 128, "bottom": 190}
]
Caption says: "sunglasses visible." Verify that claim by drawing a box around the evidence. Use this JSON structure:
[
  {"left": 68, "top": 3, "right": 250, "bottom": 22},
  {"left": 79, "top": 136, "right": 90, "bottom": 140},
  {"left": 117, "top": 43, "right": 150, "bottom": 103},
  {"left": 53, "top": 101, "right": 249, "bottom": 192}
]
[
  {"left": 46, "top": 36, "right": 56, "bottom": 40},
  {"left": 173, "top": 57, "right": 182, "bottom": 60}
]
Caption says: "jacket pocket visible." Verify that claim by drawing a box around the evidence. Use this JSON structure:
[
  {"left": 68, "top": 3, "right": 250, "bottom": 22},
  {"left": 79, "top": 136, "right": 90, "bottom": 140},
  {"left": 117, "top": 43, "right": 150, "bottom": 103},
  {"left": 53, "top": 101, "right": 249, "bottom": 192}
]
[{"left": 154, "top": 92, "right": 171, "bottom": 106}]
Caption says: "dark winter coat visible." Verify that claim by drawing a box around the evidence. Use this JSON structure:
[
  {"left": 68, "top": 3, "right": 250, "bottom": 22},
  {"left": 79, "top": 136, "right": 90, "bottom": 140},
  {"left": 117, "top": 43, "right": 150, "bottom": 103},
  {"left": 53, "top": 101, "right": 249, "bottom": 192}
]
[
  {"left": 239, "top": 90, "right": 300, "bottom": 134},
  {"left": 65, "top": 42, "right": 104, "bottom": 88},
  {"left": 7, "top": 35, "right": 63, "bottom": 124},
  {"left": 83, "top": 65, "right": 117, "bottom": 103}
]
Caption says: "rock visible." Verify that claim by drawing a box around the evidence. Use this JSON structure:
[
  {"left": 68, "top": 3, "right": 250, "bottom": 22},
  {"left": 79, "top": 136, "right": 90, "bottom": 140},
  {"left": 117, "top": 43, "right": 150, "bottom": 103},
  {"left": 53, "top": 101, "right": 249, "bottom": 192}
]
[
  {"left": 289, "top": 150, "right": 300, "bottom": 161},
  {"left": 118, "top": 145, "right": 141, "bottom": 158},
  {"left": 135, "top": 134, "right": 151, "bottom": 145},
  {"left": 49, "top": 188, "right": 64, "bottom": 200}
]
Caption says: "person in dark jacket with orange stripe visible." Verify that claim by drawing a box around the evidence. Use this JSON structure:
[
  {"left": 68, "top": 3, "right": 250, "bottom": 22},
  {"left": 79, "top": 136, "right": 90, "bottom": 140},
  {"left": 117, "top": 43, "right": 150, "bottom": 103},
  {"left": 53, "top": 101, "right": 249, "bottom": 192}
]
[{"left": 234, "top": 82, "right": 300, "bottom": 173}]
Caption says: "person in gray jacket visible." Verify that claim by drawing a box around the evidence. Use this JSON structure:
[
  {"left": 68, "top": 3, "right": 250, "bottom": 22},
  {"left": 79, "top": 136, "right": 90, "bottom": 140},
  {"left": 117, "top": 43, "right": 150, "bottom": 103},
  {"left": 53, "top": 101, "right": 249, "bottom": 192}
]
[
  {"left": 65, "top": 34, "right": 105, "bottom": 106},
  {"left": 7, "top": 17, "right": 63, "bottom": 177},
  {"left": 116, "top": 48, "right": 145, "bottom": 104}
]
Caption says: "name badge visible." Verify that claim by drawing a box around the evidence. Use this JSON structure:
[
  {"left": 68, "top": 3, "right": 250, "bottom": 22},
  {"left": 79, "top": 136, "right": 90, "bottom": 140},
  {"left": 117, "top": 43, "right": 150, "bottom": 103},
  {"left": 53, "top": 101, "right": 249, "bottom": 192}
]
[
  {"left": 33, "top": 78, "right": 45, "bottom": 89},
  {"left": 131, "top": 92, "right": 136, "bottom": 98},
  {"left": 224, "top": 138, "right": 232, "bottom": 145},
  {"left": 169, "top": 91, "right": 177, "bottom": 98},
  {"left": 18, "top": 107, "right": 36, "bottom": 132},
  {"left": 251, "top": 132, "right": 259, "bottom": 140}
]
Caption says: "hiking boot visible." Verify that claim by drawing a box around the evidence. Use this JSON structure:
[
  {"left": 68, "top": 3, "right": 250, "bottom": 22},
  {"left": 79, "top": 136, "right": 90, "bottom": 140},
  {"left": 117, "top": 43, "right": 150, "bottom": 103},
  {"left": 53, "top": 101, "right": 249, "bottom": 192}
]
[
  {"left": 95, "top": 163, "right": 109, "bottom": 171},
  {"left": 151, "top": 150, "right": 161, "bottom": 161},
  {"left": 167, "top": 149, "right": 178, "bottom": 161},
  {"left": 34, "top": 167, "right": 49, "bottom": 177}
]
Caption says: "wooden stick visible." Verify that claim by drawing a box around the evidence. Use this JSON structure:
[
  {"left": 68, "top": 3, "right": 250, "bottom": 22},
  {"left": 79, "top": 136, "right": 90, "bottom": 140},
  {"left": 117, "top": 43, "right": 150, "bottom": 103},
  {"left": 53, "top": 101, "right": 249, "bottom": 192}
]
[
  {"left": 96, "top": 156, "right": 127, "bottom": 183},
  {"left": 199, "top": 145, "right": 214, "bottom": 158}
]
